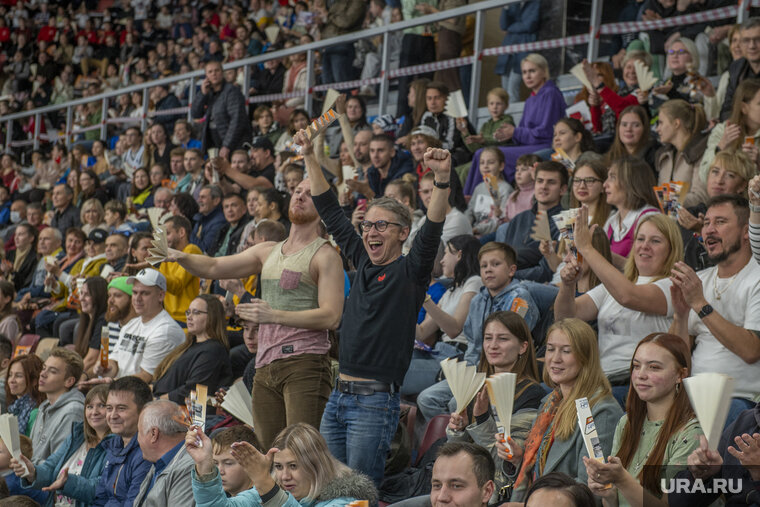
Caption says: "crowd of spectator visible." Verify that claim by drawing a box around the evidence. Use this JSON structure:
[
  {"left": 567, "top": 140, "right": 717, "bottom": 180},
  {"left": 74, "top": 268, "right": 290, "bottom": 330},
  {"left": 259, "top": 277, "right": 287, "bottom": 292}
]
[{"left": 1, "top": 1, "right": 760, "bottom": 507}]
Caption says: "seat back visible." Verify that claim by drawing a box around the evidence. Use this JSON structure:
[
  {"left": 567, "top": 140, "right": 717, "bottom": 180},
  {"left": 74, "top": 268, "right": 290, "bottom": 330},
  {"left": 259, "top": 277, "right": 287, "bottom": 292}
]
[{"left": 415, "top": 414, "right": 450, "bottom": 467}]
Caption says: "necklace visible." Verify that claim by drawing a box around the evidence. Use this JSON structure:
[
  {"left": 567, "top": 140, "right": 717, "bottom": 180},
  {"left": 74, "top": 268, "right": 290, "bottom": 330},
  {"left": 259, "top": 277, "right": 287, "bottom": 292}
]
[{"left": 713, "top": 272, "right": 739, "bottom": 300}]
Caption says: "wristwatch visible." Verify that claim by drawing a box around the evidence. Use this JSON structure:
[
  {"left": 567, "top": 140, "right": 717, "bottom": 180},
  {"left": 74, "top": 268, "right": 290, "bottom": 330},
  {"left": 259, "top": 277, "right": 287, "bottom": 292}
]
[
  {"left": 433, "top": 179, "right": 450, "bottom": 189},
  {"left": 698, "top": 304, "right": 714, "bottom": 319}
]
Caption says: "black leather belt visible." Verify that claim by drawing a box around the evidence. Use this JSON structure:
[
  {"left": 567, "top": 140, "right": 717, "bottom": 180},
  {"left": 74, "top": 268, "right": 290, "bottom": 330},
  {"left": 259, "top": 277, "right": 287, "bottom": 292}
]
[{"left": 337, "top": 379, "right": 397, "bottom": 395}]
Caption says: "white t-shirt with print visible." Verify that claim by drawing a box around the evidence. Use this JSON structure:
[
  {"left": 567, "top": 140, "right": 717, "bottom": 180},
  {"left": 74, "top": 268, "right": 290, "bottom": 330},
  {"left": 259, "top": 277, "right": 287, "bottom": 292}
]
[
  {"left": 439, "top": 276, "right": 483, "bottom": 344},
  {"left": 689, "top": 260, "right": 760, "bottom": 400},
  {"left": 110, "top": 310, "right": 186, "bottom": 378},
  {"left": 587, "top": 276, "right": 674, "bottom": 376}
]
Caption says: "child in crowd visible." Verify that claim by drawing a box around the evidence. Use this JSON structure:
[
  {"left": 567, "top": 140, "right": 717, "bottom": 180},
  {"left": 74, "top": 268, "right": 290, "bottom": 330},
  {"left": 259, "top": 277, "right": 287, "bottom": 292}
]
[
  {"left": 251, "top": 105, "right": 282, "bottom": 146},
  {"left": 503, "top": 153, "right": 539, "bottom": 223},
  {"left": 211, "top": 426, "right": 261, "bottom": 497},
  {"left": 457, "top": 87, "right": 515, "bottom": 153},
  {"left": 465, "top": 147, "right": 513, "bottom": 236}
]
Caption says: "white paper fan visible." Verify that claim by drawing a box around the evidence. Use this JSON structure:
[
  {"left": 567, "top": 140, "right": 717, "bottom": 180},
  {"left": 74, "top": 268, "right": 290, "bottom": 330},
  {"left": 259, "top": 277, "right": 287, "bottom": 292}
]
[
  {"left": 634, "top": 60, "right": 658, "bottom": 92},
  {"left": 485, "top": 372, "right": 516, "bottom": 438},
  {"left": 0, "top": 414, "right": 27, "bottom": 476},
  {"left": 445, "top": 90, "right": 468, "bottom": 119},
  {"left": 146, "top": 225, "right": 169, "bottom": 266},
  {"left": 221, "top": 379, "right": 254, "bottom": 427},
  {"left": 440, "top": 358, "right": 486, "bottom": 414},
  {"left": 570, "top": 63, "right": 594, "bottom": 93},
  {"left": 684, "top": 373, "right": 735, "bottom": 451}
]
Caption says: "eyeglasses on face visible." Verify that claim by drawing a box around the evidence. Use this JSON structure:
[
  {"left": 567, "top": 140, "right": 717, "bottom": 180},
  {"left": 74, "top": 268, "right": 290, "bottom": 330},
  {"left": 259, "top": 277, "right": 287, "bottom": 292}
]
[
  {"left": 667, "top": 48, "right": 688, "bottom": 55},
  {"left": 572, "top": 177, "right": 602, "bottom": 186},
  {"left": 359, "top": 220, "right": 402, "bottom": 232},
  {"left": 185, "top": 309, "right": 208, "bottom": 317}
]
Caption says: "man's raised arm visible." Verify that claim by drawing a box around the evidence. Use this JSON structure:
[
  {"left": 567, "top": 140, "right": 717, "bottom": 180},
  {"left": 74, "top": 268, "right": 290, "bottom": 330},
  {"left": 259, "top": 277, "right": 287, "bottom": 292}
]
[
  {"left": 294, "top": 129, "right": 331, "bottom": 196},
  {"left": 166, "top": 242, "right": 273, "bottom": 280}
]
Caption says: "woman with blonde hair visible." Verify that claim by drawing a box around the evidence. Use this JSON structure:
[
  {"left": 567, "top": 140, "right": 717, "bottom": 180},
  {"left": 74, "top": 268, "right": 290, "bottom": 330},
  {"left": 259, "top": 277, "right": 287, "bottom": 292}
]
[
  {"left": 187, "top": 422, "right": 377, "bottom": 506},
  {"left": 501, "top": 318, "right": 622, "bottom": 502},
  {"left": 701, "top": 78, "right": 760, "bottom": 182},
  {"left": 80, "top": 198, "right": 107, "bottom": 236},
  {"left": 555, "top": 207, "right": 682, "bottom": 401},
  {"left": 585, "top": 333, "right": 701, "bottom": 507},
  {"left": 152, "top": 295, "right": 231, "bottom": 403},
  {"left": 463, "top": 53, "right": 566, "bottom": 194},
  {"left": 654, "top": 99, "right": 709, "bottom": 207}
]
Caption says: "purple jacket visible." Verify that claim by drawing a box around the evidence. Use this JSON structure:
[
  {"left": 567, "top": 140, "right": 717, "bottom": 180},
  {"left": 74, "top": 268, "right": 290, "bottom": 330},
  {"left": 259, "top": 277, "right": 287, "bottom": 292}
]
[
  {"left": 464, "top": 80, "right": 566, "bottom": 193},
  {"left": 513, "top": 79, "right": 566, "bottom": 146}
]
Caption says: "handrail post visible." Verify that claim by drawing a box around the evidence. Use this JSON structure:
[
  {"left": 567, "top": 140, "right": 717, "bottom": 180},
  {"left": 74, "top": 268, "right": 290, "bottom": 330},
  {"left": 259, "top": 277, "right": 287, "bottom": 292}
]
[
  {"left": 100, "top": 97, "right": 108, "bottom": 141},
  {"left": 188, "top": 76, "right": 195, "bottom": 122},
  {"left": 379, "top": 32, "right": 391, "bottom": 114},
  {"left": 587, "top": 0, "right": 603, "bottom": 62},
  {"left": 468, "top": 10, "right": 484, "bottom": 127},
  {"left": 242, "top": 64, "right": 251, "bottom": 117},
  {"left": 141, "top": 88, "right": 149, "bottom": 133},
  {"left": 305, "top": 49, "right": 315, "bottom": 115},
  {"left": 5, "top": 119, "right": 11, "bottom": 152},
  {"left": 65, "top": 106, "right": 73, "bottom": 149},
  {"left": 33, "top": 113, "right": 41, "bottom": 150},
  {"left": 737, "top": 0, "right": 750, "bottom": 23}
]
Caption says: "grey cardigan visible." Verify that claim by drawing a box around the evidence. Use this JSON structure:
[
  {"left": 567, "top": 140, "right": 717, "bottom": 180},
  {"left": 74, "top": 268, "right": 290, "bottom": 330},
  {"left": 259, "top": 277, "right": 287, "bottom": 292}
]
[
  {"left": 133, "top": 444, "right": 196, "bottom": 507},
  {"left": 510, "top": 391, "right": 623, "bottom": 502}
]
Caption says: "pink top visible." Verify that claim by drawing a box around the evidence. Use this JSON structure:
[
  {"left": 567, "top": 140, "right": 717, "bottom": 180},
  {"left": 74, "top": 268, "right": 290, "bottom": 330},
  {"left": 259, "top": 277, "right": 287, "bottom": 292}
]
[
  {"left": 605, "top": 207, "right": 660, "bottom": 258},
  {"left": 504, "top": 184, "right": 535, "bottom": 222}
]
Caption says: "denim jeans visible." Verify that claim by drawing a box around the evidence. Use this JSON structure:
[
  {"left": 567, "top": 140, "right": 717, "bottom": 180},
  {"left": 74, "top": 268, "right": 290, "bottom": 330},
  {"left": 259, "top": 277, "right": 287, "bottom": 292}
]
[
  {"left": 320, "top": 389, "right": 400, "bottom": 487},
  {"left": 321, "top": 43, "right": 356, "bottom": 85},
  {"left": 726, "top": 397, "right": 755, "bottom": 429},
  {"left": 400, "top": 342, "right": 461, "bottom": 396},
  {"left": 416, "top": 379, "right": 456, "bottom": 422}
]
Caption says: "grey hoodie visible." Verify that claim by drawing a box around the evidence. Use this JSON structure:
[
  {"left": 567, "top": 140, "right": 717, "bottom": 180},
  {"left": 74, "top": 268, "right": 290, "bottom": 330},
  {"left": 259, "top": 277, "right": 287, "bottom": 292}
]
[{"left": 30, "top": 388, "right": 85, "bottom": 464}]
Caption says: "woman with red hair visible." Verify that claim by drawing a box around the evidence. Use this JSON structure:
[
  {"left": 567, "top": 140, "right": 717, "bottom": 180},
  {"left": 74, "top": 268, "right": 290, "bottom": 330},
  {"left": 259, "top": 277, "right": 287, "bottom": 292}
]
[{"left": 585, "top": 333, "right": 702, "bottom": 507}]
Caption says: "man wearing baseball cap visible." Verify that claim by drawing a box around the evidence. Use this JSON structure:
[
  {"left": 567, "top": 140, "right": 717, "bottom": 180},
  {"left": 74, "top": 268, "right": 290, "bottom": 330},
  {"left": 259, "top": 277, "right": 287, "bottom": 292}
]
[{"left": 94, "top": 268, "right": 185, "bottom": 383}]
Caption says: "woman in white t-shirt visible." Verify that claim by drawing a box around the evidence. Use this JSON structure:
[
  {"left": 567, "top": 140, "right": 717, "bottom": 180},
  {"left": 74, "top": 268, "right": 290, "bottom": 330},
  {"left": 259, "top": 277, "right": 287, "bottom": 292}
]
[
  {"left": 555, "top": 208, "right": 683, "bottom": 401},
  {"left": 401, "top": 235, "right": 483, "bottom": 396}
]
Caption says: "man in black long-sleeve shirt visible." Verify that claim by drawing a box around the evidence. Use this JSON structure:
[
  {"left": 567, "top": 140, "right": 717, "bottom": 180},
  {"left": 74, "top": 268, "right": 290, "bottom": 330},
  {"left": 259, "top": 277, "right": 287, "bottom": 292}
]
[{"left": 295, "top": 125, "right": 449, "bottom": 486}]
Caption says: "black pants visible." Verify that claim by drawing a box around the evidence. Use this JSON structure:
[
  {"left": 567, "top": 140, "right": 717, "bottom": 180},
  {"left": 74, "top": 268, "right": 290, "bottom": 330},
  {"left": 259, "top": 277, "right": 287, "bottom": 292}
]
[{"left": 396, "top": 34, "right": 436, "bottom": 120}]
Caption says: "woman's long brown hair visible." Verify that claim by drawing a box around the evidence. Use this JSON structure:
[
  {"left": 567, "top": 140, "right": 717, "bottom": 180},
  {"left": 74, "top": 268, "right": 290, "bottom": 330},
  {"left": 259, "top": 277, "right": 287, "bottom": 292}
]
[{"left": 616, "top": 333, "right": 694, "bottom": 495}]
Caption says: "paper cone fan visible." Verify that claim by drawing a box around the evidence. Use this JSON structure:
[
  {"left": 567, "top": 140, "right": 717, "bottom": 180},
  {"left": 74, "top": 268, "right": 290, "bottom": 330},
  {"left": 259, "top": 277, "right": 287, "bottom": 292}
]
[
  {"left": 265, "top": 25, "right": 280, "bottom": 44},
  {"left": 146, "top": 225, "right": 169, "bottom": 266},
  {"left": 147, "top": 208, "right": 163, "bottom": 230},
  {"left": 530, "top": 210, "right": 551, "bottom": 242},
  {"left": 684, "top": 373, "right": 735, "bottom": 451},
  {"left": 445, "top": 90, "right": 468, "bottom": 118},
  {"left": 485, "top": 373, "right": 516, "bottom": 437},
  {"left": 570, "top": 63, "right": 594, "bottom": 93},
  {"left": 322, "top": 89, "right": 340, "bottom": 115},
  {"left": 0, "top": 414, "right": 27, "bottom": 476},
  {"left": 634, "top": 60, "right": 658, "bottom": 92},
  {"left": 440, "top": 358, "right": 486, "bottom": 414},
  {"left": 222, "top": 380, "right": 254, "bottom": 427}
]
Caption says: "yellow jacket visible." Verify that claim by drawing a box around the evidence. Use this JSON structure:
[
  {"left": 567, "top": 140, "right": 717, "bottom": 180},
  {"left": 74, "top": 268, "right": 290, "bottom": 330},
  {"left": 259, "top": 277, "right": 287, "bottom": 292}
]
[{"left": 159, "top": 242, "right": 202, "bottom": 322}]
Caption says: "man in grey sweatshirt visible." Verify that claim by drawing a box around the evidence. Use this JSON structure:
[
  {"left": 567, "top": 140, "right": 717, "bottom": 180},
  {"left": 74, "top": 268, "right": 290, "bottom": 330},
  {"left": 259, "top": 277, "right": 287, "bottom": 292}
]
[{"left": 30, "top": 348, "right": 85, "bottom": 464}]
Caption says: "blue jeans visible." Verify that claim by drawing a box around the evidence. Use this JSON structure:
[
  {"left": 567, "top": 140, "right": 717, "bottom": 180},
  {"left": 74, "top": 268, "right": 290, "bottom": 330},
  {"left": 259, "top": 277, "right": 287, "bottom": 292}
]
[
  {"left": 726, "top": 397, "right": 755, "bottom": 429},
  {"left": 400, "top": 342, "right": 461, "bottom": 396},
  {"left": 321, "top": 43, "right": 356, "bottom": 85},
  {"left": 320, "top": 389, "right": 400, "bottom": 487},
  {"left": 416, "top": 379, "right": 456, "bottom": 421}
]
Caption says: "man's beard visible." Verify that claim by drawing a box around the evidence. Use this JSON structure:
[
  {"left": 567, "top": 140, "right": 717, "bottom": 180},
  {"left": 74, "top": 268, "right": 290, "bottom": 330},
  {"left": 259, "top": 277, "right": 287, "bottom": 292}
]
[
  {"left": 288, "top": 207, "right": 319, "bottom": 225},
  {"left": 105, "top": 302, "right": 131, "bottom": 323},
  {"left": 706, "top": 235, "right": 742, "bottom": 264}
]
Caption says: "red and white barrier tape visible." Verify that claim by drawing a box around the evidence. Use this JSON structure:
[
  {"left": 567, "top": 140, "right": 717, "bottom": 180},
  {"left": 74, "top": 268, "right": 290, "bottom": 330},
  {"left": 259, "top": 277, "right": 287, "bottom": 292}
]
[
  {"left": 248, "top": 90, "right": 307, "bottom": 104},
  {"left": 482, "top": 33, "right": 590, "bottom": 57},
  {"left": 388, "top": 56, "right": 475, "bottom": 78},
  {"left": 9, "top": 140, "right": 35, "bottom": 147},
  {"left": 149, "top": 106, "right": 190, "bottom": 117},
  {"left": 106, "top": 117, "right": 142, "bottom": 125},
  {"left": 72, "top": 124, "right": 102, "bottom": 134},
  {"left": 312, "top": 76, "right": 383, "bottom": 92},
  {"left": 599, "top": 5, "right": 737, "bottom": 35}
]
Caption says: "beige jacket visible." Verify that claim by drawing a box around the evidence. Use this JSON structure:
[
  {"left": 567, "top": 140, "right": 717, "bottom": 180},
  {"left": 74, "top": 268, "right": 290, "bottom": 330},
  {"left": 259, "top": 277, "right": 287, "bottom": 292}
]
[{"left": 655, "top": 132, "right": 709, "bottom": 208}]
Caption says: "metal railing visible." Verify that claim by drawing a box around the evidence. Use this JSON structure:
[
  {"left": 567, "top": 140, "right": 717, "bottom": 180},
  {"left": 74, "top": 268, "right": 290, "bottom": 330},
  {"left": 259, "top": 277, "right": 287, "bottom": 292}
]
[{"left": 0, "top": 0, "right": 751, "bottom": 152}]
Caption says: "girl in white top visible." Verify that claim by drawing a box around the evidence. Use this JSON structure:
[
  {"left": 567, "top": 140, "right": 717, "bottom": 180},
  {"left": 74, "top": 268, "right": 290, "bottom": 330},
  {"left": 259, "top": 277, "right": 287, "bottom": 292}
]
[
  {"left": 401, "top": 235, "right": 483, "bottom": 395},
  {"left": 465, "top": 147, "right": 513, "bottom": 236},
  {"left": 555, "top": 207, "right": 682, "bottom": 382}
]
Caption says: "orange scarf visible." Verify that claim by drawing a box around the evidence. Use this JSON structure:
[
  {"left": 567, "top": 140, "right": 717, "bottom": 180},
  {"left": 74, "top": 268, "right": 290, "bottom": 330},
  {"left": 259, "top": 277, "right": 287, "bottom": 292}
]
[{"left": 514, "top": 389, "right": 562, "bottom": 492}]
